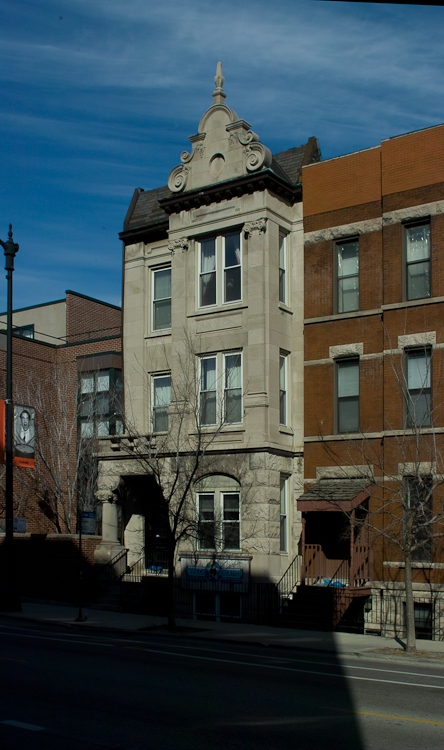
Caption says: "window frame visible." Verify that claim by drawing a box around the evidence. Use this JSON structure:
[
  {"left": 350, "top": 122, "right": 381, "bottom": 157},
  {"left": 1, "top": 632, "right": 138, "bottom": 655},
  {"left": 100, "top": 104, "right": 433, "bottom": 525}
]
[
  {"left": 279, "top": 352, "right": 288, "bottom": 426},
  {"left": 152, "top": 373, "right": 172, "bottom": 433},
  {"left": 78, "top": 368, "right": 123, "bottom": 438},
  {"left": 335, "top": 238, "right": 359, "bottom": 314},
  {"left": 198, "top": 231, "right": 242, "bottom": 310},
  {"left": 336, "top": 357, "right": 360, "bottom": 434},
  {"left": 405, "top": 347, "right": 432, "bottom": 428},
  {"left": 280, "top": 476, "right": 288, "bottom": 553},
  {"left": 404, "top": 220, "right": 431, "bottom": 302},
  {"left": 279, "top": 232, "right": 287, "bottom": 305},
  {"left": 152, "top": 265, "right": 172, "bottom": 332},
  {"left": 199, "top": 351, "right": 243, "bottom": 427},
  {"left": 405, "top": 476, "right": 433, "bottom": 563},
  {"left": 197, "top": 489, "right": 241, "bottom": 551}
]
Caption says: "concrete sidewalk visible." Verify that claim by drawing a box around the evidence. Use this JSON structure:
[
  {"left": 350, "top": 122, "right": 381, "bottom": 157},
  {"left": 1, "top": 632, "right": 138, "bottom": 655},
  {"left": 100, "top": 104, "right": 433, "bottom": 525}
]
[{"left": 1, "top": 601, "right": 444, "bottom": 658}]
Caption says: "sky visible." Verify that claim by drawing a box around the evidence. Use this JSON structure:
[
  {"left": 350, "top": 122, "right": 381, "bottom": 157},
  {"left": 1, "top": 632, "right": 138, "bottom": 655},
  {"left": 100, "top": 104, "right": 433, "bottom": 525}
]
[{"left": 0, "top": 0, "right": 443, "bottom": 312}]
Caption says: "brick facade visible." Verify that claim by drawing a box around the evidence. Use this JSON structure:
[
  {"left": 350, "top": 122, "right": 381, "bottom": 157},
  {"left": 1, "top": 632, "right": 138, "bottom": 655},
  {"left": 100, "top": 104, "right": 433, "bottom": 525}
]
[{"left": 302, "top": 123, "right": 444, "bottom": 637}]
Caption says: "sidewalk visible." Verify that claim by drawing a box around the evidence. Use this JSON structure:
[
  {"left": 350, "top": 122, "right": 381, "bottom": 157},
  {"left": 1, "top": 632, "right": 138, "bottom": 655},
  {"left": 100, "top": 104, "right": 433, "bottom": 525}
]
[{"left": 1, "top": 600, "right": 444, "bottom": 658}]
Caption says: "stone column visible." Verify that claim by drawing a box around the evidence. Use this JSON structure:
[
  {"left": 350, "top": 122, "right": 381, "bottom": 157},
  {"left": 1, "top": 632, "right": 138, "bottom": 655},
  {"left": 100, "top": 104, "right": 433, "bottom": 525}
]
[{"left": 94, "top": 492, "right": 126, "bottom": 566}]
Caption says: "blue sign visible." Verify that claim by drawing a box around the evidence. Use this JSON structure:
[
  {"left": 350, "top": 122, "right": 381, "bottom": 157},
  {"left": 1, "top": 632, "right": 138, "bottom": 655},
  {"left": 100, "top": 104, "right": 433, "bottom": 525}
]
[{"left": 81, "top": 511, "right": 95, "bottom": 535}]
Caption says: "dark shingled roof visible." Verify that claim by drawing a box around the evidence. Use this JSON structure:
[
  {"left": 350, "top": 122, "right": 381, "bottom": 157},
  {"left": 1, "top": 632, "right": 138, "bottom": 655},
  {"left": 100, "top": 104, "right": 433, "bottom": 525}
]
[
  {"left": 272, "top": 145, "right": 307, "bottom": 185},
  {"left": 300, "top": 479, "right": 371, "bottom": 503},
  {"left": 123, "top": 138, "right": 321, "bottom": 235}
]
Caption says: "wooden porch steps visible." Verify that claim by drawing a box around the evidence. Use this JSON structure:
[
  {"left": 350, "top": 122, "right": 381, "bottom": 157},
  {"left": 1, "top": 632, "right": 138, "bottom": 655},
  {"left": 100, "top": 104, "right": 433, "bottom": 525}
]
[{"left": 279, "top": 584, "right": 370, "bottom": 633}]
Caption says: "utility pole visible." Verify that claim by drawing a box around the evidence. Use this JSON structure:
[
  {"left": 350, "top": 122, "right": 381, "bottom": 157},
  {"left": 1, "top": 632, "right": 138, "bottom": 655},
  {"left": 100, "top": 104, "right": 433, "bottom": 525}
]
[{"left": 0, "top": 225, "right": 21, "bottom": 611}]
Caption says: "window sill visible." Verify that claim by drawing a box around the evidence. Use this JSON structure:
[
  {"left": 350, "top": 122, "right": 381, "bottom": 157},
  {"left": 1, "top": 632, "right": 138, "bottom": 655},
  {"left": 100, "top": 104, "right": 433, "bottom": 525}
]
[
  {"left": 279, "top": 426, "right": 294, "bottom": 436},
  {"left": 189, "top": 303, "right": 248, "bottom": 318},
  {"left": 278, "top": 303, "right": 293, "bottom": 315},
  {"left": 145, "top": 330, "right": 171, "bottom": 339}
]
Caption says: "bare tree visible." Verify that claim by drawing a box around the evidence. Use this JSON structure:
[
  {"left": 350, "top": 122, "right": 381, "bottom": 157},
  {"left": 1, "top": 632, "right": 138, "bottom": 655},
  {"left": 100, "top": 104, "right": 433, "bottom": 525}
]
[
  {"left": 16, "top": 362, "right": 99, "bottom": 534},
  {"left": 111, "top": 333, "right": 260, "bottom": 627},
  {"left": 321, "top": 340, "right": 444, "bottom": 652}
]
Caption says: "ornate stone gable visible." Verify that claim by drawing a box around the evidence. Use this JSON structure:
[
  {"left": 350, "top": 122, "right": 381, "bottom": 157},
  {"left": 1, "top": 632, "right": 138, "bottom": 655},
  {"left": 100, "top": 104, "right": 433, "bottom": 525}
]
[{"left": 167, "top": 63, "right": 273, "bottom": 194}]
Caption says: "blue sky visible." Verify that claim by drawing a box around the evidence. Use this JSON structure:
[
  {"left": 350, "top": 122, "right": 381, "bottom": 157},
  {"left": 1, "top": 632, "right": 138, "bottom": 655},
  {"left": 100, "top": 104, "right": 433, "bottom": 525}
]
[{"left": 1, "top": 0, "right": 443, "bottom": 311}]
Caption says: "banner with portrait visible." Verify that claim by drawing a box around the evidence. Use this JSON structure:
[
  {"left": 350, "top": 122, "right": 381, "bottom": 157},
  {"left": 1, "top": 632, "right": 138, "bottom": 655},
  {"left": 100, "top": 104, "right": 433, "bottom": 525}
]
[{"left": 14, "top": 404, "right": 35, "bottom": 468}]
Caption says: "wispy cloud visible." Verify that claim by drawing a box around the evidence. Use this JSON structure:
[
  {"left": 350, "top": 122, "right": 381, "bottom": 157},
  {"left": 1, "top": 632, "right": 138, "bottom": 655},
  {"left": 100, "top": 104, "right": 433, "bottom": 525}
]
[{"left": 0, "top": 0, "right": 443, "bottom": 310}]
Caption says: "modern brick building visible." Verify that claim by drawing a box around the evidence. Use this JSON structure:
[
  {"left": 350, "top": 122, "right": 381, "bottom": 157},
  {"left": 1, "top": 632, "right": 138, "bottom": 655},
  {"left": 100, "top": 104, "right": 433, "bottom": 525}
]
[
  {"left": 0, "top": 290, "right": 122, "bottom": 536},
  {"left": 301, "top": 124, "right": 444, "bottom": 639}
]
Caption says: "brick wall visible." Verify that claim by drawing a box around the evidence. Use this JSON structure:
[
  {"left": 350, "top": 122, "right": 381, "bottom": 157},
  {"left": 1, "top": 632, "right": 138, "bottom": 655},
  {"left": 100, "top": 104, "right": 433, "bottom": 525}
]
[{"left": 66, "top": 292, "right": 121, "bottom": 343}]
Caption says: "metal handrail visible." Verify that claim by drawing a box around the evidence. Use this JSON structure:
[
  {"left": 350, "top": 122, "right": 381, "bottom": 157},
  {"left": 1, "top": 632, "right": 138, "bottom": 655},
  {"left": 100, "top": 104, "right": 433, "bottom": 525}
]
[
  {"left": 277, "top": 553, "right": 301, "bottom": 609},
  {"left": 96, "top": 547, "right": 128, "bottom": 594},
  {"left": 327, "top": 557, "right": 350, "bottom": 588}
]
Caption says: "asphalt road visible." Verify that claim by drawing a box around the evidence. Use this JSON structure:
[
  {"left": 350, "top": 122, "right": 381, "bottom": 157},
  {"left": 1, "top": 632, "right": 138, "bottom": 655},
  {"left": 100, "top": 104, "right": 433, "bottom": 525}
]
[{"left": 0, "top": 619, "right": 443, "bottom": 749}]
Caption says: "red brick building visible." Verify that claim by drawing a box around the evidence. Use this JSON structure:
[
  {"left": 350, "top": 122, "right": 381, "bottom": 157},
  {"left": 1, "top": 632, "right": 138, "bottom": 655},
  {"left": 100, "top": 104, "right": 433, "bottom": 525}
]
[
  {"left": 0, "top": 290, "right": 122, "bottom": 536},
  {"left": 300, "top": 124, "right": 444, "bottom": 639}
]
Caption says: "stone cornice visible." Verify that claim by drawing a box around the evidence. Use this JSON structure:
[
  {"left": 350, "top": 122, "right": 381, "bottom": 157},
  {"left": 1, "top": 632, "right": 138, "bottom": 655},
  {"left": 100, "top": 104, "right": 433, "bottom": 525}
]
[{"left": 159, "top": 170, "right": 300, "bottom": 216}]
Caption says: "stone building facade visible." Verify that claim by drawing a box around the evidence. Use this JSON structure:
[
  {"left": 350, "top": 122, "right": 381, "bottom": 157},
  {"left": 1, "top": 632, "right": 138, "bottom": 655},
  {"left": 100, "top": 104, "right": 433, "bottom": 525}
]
[{"left": 95, "top": 65, "right": 321, "bottom": 618}]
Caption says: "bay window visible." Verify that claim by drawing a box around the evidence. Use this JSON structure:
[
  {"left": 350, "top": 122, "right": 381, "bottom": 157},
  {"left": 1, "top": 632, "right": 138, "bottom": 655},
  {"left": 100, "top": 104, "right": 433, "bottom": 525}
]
[{"left": 199, "top": 232, "right": 241, "bottom": 308}]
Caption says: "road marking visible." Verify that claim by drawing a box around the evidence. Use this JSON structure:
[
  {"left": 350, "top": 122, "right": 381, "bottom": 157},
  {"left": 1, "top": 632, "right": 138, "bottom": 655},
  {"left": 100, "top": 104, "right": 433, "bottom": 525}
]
[
  {"left": 2, "top": 720, "right": 45, "bottom": 731},
  {"left": 131, "top": 641, "right": 444, "bottom": 680},
  {"left": 0, "top": 631, "right": 115, "bottom": 648},
  {"left": 325, "top": 707, "right": 444, "bottom": 726},
  {"left": 141, "top": 646, "right": 444, "bottom": 689}
]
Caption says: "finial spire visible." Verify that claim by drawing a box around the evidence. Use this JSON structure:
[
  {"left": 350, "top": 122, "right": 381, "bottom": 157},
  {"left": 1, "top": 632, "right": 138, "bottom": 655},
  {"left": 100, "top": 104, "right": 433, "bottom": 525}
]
[{"left": 212, "top": 62, "right": 226, "bottom": 105}]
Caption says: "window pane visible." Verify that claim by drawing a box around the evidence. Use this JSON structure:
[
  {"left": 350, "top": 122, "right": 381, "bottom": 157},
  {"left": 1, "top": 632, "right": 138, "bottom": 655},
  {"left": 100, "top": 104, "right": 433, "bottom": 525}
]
[
  {"left": 338, "top": 242, "right": 359, "bottom": 277},
  {"left": 406, "top": 225, "right": 430, "bottom": 262},
  {"left": 407, "top": 392, "right": 431, "bottom": 428},
  {"left": 80, "top": 421, "right": 93, "bottom": 438},
  {"left": 279, "top": 268, "right": 285, "bottom": 304},
  {"left": 96, "top": 392, "right": 109, "bottom": 415},
  {"left": 96, "top": 372, "right": 110, "bottom": 392},
  {"left": 79, "top": 397, "right": 93, "bottom": 417},
  {"left": 280, "top": 478, "right": 287, "bottom": 515},
  {"left": 154, "top": 376, "right": 171, "bottom": 406},
  {"left": 338, "top": 396, "right": 359, "bottom": 433},
  {"left": 226, "top": 354, "right": 241, "bottom": 389},
  {"left": 407, "top": 261, "right": 430, "bottom": 300},
  {"left": 338, "top": 241, "right": 359, "bottom": 312},
  {"left": 224, "top": 233, "right": 241, "bottom": 268},
  {"left": 201, "top": 358, "right": 217, "bottom": 391},
  {"left": 280, "top": 516, "right": 287, "bottom": 553},
  {"left": 154, "top": 268, "right": 171, "bottom": 300},
  {"left": 224, "top": 266, "right": 241, "bottom": 302},
  {"left": 81, "top": 375, "right": 94, "bottom": 394},
  {"left": 200, "top": 272, "right": 216, "bottom": 307},
  {"left": 201, "top": 392, "right": 217, "bottom": 425},
  {"left": 154, "top": 299, "right": 172, "bottom": 330},
  {"left": 201, "top": 239, "right": 216, "bottom": 273},
  {"left": 407, "top": 352, "right": 430, "bottom": 390},
  {"left": 223, "top": 494, "right": 240, "bottom": 520},
  {"left": 97, "top": 420, "right": 109, "bottom": 436},
  {"left": 337, "top": 360, "right": 359, "bottom": 398},
  {"left": 225, "top": 354, "right": 242, "bottom": 423},
  {"left": 279, "top": 355, "right": 286, "bottom": 390},
  {"left": 338, "top": 276, "right": 359, "bottom": 313},
  {"left": 199, "top": 494, "right": 215, "bottom": 549},
  {"left": 225, "top": 390, "right": 242, "bottom": 423}
]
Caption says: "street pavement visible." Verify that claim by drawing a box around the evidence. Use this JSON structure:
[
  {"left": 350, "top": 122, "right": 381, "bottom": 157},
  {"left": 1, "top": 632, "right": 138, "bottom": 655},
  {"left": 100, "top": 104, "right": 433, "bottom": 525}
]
[{"left": 2, "top": 599, "right": 444, "bottom": 658}]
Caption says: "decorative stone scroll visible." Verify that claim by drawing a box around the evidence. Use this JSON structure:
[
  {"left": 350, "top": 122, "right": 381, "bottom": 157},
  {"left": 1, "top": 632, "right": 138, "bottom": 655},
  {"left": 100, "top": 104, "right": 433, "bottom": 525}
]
[
  {"left": 244, "top": 141, "right": 272, "bottom": 173},
  {"left": 168, "top": 237, "right": 189, "bottom": 253},
  {"left": 243, "top": 218, "right": 267, "bottom": 237},
  {"left": 168, "top": 164, "right": 191, "bottom": 193}
]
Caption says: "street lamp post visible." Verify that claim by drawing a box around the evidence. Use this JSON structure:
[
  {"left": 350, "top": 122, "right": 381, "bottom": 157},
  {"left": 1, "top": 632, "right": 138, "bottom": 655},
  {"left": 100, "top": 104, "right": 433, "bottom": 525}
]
[{"left": 0, "top": 224, "right": 21, "bottom": 611}]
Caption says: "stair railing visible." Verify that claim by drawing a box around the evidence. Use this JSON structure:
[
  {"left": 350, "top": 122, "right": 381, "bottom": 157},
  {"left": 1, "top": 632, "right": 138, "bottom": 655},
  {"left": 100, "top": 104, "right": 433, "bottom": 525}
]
[
  {"left": 96, "top": 547, "right": 128, "bottom": 596},
  {"left": 327, "top": 557, "right": 350, "bottom": 589},
  {"left": 277, "top": 553, "right": 302, "bottom": 611}
]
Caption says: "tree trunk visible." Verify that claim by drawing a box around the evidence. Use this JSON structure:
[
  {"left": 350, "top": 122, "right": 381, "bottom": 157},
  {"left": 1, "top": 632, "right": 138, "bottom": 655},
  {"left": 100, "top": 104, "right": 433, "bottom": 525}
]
[
  {"left": 166, "top": 533, "right": 176, "bottom": 629},
  {"left": 404, "top": 551, "right": 416, "bottom": 653}
]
